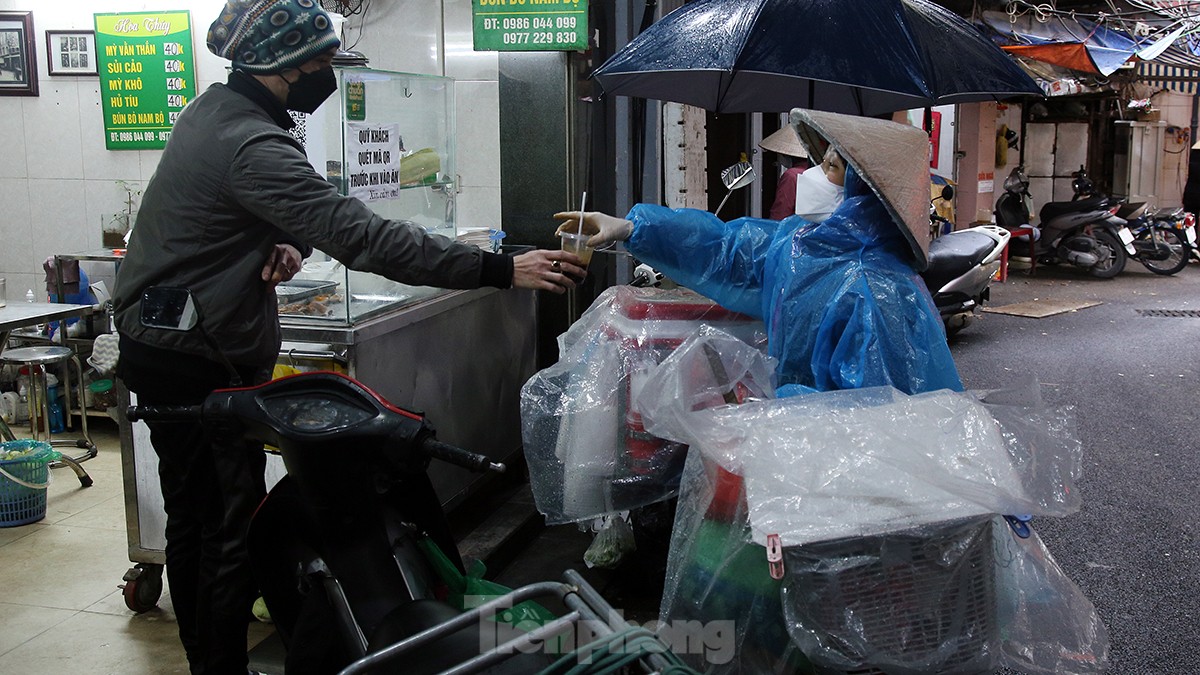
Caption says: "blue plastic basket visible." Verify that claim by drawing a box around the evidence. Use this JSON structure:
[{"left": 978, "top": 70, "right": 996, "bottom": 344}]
[{"left": 0, "top": 440, "right": 57, "bottom": 527}]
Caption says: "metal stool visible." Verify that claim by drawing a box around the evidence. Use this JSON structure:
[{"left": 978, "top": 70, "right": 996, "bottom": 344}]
[{"left": 0, "top": 346, "right": 95, "bottom": 487}]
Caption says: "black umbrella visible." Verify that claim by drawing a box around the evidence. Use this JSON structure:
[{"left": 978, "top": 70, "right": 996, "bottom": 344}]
[{"left": 591, "top": 0, "right": 1043, "bottom": 115}]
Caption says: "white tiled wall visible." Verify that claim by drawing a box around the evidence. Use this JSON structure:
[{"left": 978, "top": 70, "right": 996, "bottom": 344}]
[{"left": 0, "top": 0, "right": 504, "bottom": 298}]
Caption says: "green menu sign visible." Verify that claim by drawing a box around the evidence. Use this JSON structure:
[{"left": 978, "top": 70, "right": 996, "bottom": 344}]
[
  {"left": 95, "top": 11, "right": 197, "bottom": 151},
  {"left": 472, "top": 0, "right": 588, "bottom": 52}
]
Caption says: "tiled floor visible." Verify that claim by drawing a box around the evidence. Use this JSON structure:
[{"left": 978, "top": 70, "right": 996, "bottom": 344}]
[{"left": 0, "top": 418, "right": 273, "bottom": 674}]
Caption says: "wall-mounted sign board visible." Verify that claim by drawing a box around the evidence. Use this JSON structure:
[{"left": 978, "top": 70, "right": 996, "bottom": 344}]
[
  {"left": 95, "top": 11, "right": 197, "bottom": 150},
  {"left": 472, "top": 0, "right": 588, "bottom": 52}
]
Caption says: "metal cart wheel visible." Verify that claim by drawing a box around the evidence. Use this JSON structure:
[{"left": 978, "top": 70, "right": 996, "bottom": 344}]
[{"left": 122, "top": 563, "right": 164, "bottom": 613}]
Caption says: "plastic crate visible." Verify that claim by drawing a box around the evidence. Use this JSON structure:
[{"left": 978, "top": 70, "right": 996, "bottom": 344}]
[
  {"left": 0, "top": 440, "right": 55, "bottom": 527},
  {"left": 781, "top": 516, "right": 999, "bottom": 675}
]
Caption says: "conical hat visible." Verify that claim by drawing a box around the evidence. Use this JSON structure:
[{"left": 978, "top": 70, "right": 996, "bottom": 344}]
[
  {"left": 790, "top": 109, "right": 931, "bottom": 270},
  {"left": 759, "top": 125, "right": 808, "bottom": 159}
]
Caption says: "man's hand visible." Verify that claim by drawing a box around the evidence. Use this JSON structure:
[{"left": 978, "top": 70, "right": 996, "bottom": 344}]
[
  {"left": 261, "top": 243, "right": 304, "bottom": 287},
  {"left": 511, "top": 249, "right": 586, "bottom": 293},
  {"left": 553, "top": 211, "right": 633, "bottom": 248}
]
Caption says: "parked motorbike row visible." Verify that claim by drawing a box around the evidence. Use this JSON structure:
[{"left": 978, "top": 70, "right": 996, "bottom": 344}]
[
  {"left": 994, "top": 165, "right": 1197, "bottom": 278},
  {"left": 920, "top": 165, "right": 1198, "bottom": 336}
]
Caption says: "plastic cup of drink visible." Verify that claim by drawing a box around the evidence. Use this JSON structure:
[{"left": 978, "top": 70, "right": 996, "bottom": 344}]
[{"left": 558, "top": 230, "right": 594, "bottom": 268}]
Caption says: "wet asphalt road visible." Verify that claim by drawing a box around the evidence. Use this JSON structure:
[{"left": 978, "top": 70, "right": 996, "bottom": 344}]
[{"left": 952, "top": 260, "right": 1200, "bottom": 674}]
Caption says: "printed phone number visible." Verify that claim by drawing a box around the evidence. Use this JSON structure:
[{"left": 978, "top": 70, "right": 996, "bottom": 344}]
[
  {"left": 109, "top": 131, "right": 172, "bottom": 143},
  {"left": 498, "top": 30, "right": 581, "bottom": 46}
]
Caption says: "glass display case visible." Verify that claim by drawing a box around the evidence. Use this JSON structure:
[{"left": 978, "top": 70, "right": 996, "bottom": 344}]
[{"left": 280, "top": 67, "right": 458, "bottom": 325}]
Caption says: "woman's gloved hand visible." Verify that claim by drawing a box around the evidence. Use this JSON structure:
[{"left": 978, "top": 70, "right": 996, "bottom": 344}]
[{"left": 553, "top": 211, "right": 633, "bottom": 248}]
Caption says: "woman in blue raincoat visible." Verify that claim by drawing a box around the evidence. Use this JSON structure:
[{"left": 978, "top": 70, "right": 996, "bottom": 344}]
[{"left": 556, "top": 109, "right": 961, "bottom": 396}]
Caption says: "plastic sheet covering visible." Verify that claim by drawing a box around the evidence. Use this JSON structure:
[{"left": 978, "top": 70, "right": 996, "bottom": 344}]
[
  {"left": 520, "top": 286, "right": 765, "bottom": 525},
  {"left": 644, "top": 332, "right": 1106, "bottom": 674},
  {"left": 639, "top": 340, "right": 1082, "bottom": 542}
]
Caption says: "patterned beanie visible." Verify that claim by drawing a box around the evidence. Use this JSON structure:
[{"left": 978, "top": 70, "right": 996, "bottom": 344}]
[{"left": 207, "top": 0, "right": 341, "bottom": 74}]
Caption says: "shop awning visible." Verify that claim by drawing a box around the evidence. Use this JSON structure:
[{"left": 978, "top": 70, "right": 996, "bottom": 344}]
[
  {"left": 1002, "top": 43, "right": 1104, "bottom": 75},
  {"left": 1137, "top": 61, "right": 1200, "bottom": 95},
  {"left": 981, "top": 10, "right": 1140, "bottom": 76}
]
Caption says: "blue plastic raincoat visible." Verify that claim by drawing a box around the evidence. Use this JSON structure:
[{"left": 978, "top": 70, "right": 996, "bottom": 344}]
[{"left": 626, "top": 166, "right": 962, "bottom": 396}]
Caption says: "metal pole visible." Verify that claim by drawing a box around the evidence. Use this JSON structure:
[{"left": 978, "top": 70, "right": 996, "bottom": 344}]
[
  {"left": 561, "top": 569, "right": 676, "bottom": 672},
  {"left": 438, "top": 612, "right": 583, "bottom": 675},
  {"left": 336, "top": 581, "right": 571, "bottom": 675}
]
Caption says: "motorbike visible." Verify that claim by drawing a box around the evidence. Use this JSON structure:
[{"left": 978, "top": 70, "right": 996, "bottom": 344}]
[
  {"left": 1069, "top": 166, "right": 1194, "bottom": 276},
  {"left": 994, "top": 165, "right": 1136, "bottom": 278},
  {"left": 1118, "top": 203, "right": 1196, "bottom": 276},
  {"left": 922, "top": 185, "right": 1011, "bottom": 336},
  {"left": 127, "top": 287, "right": 695, "bottom": 675}
]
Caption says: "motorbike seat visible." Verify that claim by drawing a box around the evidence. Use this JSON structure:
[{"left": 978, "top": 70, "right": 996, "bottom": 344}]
[
  {"left": 994, "top": 193, "right": 1029, "bottom": 230},
  {"left": 1039, "top": 196, "right": 1107, "bottom": 223},
  {"left": 923, "top": 231, "right": 997, "bottom": 292},
  {"left": 1153, "top": 206, "right": 1185, "bottom": 220}
]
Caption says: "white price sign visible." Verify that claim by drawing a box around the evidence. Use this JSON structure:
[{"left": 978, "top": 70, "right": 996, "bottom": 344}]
[{"left": 346, "top": 122, "right": 401, "bottom": 203}]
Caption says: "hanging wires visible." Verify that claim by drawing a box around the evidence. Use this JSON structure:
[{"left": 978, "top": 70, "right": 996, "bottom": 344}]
[
  {"left": 1005, "top": 0, "right": 1200, "bottom": 52},
  {"left": 1007, "top": 1, "right": 1057, "bottom": 24},
  {"left": 320, "top": 0, "right": 369, "bottom": 16},
  {"left": 319, "top": 0, "right": 373, "bottom": 51},
  {"left": 347, "top": 0, "right": 372, "bottom": 51},
  {"left": 1006, "top": 0, "right": 1199, "bottom": 22}
]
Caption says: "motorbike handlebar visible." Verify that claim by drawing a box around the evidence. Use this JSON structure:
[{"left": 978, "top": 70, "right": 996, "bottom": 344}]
[
  {"left": 126, "top": 405, "right": 202, "bottom": 423},
  {"left": 421, "top": 438, "right": 505, "bottom": 474},
  {"left": 129, "top": 396, "right": 504, "bottom": 474}
]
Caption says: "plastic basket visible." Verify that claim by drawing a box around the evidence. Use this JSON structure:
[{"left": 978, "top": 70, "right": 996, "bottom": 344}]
[
  {"left": 0, "top": 440, "right": 58, "bottom": 527},
  {"left": 781, "top": 516, "right": 999, "bottom": 675}
]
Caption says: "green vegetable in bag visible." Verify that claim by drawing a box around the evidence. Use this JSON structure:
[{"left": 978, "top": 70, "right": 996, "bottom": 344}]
[
  {"left": 583, "top": 515, "right": 637, "bottom": 569},
  {"left": 416, "top": 537, "right": 556, "bottom": 629}
]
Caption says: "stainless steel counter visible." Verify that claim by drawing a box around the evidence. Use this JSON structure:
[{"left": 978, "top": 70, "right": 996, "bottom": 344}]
[{"left": 280, "top": 286, "right": 539, "bottom": 510}]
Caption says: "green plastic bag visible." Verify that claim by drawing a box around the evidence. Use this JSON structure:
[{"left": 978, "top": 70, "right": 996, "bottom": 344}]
[{"left": 417, "top": 537, "right": 557, "bottom": 629}]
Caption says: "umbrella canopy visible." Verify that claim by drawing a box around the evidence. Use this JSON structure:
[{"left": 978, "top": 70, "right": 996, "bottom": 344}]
[{"left": 591, "top": 0, "right": 1043, "bottom": 115}]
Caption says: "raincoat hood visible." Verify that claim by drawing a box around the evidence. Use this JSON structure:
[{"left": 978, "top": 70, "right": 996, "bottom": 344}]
[{"left": 790, "top": 109, "right": 931, "bottom": 270}]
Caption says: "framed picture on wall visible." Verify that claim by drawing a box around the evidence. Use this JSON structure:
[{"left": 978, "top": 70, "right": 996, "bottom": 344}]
[
  {"left": 47, "top": 30, "right": 97, "bottom": 76},
  {"left": 0, "top": 11, "right": 38, "bottom": 96}
]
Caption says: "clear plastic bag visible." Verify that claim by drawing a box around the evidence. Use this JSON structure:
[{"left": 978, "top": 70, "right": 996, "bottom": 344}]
[
  {"left": 521, "top": 286, "right": 764, "bottom": 525},
  {"left": 992, "top": 519, "right": 1111, "bottom": 673}
]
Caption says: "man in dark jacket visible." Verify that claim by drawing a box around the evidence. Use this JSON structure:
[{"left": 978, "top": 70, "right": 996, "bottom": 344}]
[{"left": 112, "top": 2, "right": 582, "bottom": 672}]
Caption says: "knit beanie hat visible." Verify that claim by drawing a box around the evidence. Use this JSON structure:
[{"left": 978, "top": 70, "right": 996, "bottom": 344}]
[{"left": 207, "top": 0, "right": 341, "bottom": 74}]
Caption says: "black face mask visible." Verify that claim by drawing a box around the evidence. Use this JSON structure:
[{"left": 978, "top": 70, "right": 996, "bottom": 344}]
[{"left": 284, "top": 67, "right": 337, "bottom": 114}]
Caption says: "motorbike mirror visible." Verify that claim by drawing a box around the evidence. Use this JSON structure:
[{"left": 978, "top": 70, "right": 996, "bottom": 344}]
[
  {"left": 940, "top": 185, "right": 955, "bottom": 201},
  {"left": 715, "top": 161, "right": 756, "bottom": 216},
  {"left": 720, "top": 161, "right": 756, "bottom": 192},
  {"left": 140, "top": 286, "right": 198, "bottom": 331}
]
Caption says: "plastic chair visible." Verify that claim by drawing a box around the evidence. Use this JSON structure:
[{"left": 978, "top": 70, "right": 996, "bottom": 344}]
[
  {"left": 999, "top": 226, "right": 1038, "bottom": 281},
  {"left": 0, "top": 346, "right": 95, "bottom": 487}
]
